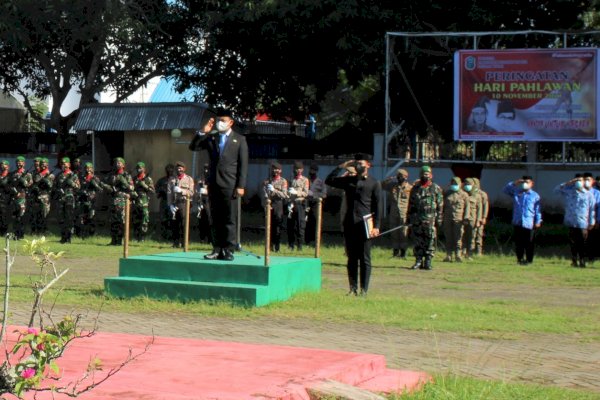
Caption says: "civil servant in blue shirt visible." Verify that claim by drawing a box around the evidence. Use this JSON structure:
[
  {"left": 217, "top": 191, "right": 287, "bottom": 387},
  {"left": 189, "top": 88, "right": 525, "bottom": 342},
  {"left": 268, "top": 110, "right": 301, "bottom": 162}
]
[
  {"left": 502, "top": 175, "right": 542, "bottom": 265},
  {"left": 554, "top": 173, "right": 595, "bottom": 268},
  {"left": 325, "top": 153, "right": 381, "bottom": 296},
  {"left": 189, "top": 109, "right": 249, "bottom": 261}
]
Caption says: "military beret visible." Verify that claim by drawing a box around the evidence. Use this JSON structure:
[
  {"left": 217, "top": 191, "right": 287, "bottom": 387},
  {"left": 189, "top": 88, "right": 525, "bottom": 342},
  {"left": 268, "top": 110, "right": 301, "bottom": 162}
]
[
  {"left": 464, "top": 178, "right": 475, "bottom": 185},
  {"left": 176, "top": 160, "right": 186, "bottom": 168},
  {"left": 271, "top": 161, "right": 282, "bottom": 169},
  {"left": 309, "top": 162, "right": 319, "bottom": 171},
  {"left": 421, "top": 165, "right": 432, "bottom": 174},
  {"left": 34, "top": 157, "right": 42, "bottom": 162},
  {"left": 40, "top": 158, "right": 49, "bottom": 163},
  {"left": 1, "top": 160, "right": 9, "bottom": 166},
  {"left": 136, "top": 161, "right": 146, "bottom": 168},
  {"left": 451, "top": 176, "right": 461, "bottom": 184},
  {"left": 84, "top": 162, "right": 93, "bottom": 168},
  {"left": 61, "top": 157, "right": 70, "bottom": 163},
  {"left": 114, "top": 157, "right": 125, "bottom": 164},
  {"left": 293, "top": 161, "right": 304, "bottom": 170},
  {"left": 73, "top": 158, "right": 81, "bottom": 163},
  {"left": 16, "top": 156, "right": 25, "bottom": 162},
  {"left": 397, "top": 169, "right": 408, "bottom": 177}
]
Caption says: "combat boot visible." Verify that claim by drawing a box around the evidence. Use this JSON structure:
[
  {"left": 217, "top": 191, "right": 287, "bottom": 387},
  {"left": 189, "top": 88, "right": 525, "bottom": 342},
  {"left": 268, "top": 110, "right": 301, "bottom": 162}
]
[
  {"left": 443, "top": 254, "right": 452, "bottom": 262},
  {"left": 410, "top": 257, "right": 422, "bottom": 270},
  {"left": 454, "top": 252, "right": 463, "bottom": 263},
  {"left": 399, "top": 249, "right": 407, "bottom": 259},
  {"left": 423, "top": 257, "right": 433, "bottom": 270},
  {"left": 392, "top": 248, "right": 399, "bottom": 257}
]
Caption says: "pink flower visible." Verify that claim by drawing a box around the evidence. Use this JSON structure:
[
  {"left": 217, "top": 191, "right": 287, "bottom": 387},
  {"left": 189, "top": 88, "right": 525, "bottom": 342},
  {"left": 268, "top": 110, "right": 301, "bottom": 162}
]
[
  {"left": 20, "top": 368, "right": 36, "bottom": 379},
  {"left": 26, "top": 328, "right": 39, "bottom": 335},
  {"left": 36, "top": 343, "right": 45, "bottom": 351}
]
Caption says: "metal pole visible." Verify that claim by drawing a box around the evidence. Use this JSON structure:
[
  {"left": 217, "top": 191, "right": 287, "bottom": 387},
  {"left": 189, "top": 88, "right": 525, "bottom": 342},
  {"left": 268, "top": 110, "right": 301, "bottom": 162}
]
[
  {"left": 472, "top": 141, "right": 476, "bottom": 162},
  {"left": 264, "top": 199, "right": 271, "bottom": 267},
  {"left": 385, "top": 33, "right": 391, "bottom": 164},
  {"left": 184, "top": 197, "right": 190, "bottom": 252},
  {"left": 314, "top": 198, "right": 323, "bottom": 258},
  {"left": 562, "top": 142, "right": 566, "bottom": 164},
  {"left": 123, "top": 199, "right": 130, "bottom": 259}
]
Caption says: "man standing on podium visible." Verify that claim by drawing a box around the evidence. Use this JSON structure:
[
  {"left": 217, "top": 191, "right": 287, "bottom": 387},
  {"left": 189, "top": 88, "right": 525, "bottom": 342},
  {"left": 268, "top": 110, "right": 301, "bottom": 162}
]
[
  {"left": 325, "top": 153, "right": 381, "bottom": 296},
  {"left": 189, "top": 109, "right": 248, "bottom": 261}
]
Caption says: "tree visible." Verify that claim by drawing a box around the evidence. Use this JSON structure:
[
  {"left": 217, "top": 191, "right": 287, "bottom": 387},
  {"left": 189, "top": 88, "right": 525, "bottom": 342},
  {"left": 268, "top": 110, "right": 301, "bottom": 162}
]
[
  {"left": 172, "top": 0, "right": 596, "bottom": 139},
  {"left": 0, "top": 0, "right": 196, "bottom": 154}
]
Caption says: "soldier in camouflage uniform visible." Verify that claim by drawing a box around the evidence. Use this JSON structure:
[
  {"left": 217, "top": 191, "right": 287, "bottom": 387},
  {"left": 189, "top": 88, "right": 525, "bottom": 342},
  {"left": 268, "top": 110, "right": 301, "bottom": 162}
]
[
  {"left": 102, "top": 157, "right": 134, "bottom": 246},
  {"left": 382, "top": 168, "right": 412, "bottom": 258},
  {"left": 462, "top": 178, "right": 483, "bottom": 260},
  {"left": 155, "top": 163, "right": 175, "bottom": 241},
  {"left": 287, "top": 161, "right": 310, "bottom": 251},
  {"left": 131, "top": 161, "right": 155, "bottom": 242},
  {"left": 473, "top": 177, "right": 489, "bottom": 256},
  {"left": 55, "top": 157, "right": 81, "bottom": 243},
  {"left": 263, "top": 161, "right": 289, "bottom": 252},
  {"left": 9, "top": 156, "right": 33, "bottom": 239},
  {"left": 77, "top": 162, "right": 103, "bottom": 239},
  {"left": 30, "top": 158, "right": 55, "bottom": 235},
  {"left": 442, "top": 177, "right": 470, "bottom": 262},
  {"left": 407, "top": 165, "right": 443, "bottom": 270},
  {"left": 0, "top": 160, "right": 11, "bottom": 235}
]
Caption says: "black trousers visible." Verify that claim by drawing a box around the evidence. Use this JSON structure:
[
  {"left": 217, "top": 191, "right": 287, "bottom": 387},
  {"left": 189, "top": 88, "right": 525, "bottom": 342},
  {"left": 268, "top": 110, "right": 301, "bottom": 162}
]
[
  {"left": 514, "top": 225, "right": 536, "bottom": 262},
  {"left": 568, "top": 227, "right": 588, "bottom": 261},
  {"left": 209, "top": 186, "right": 238, "bottom": 250},
  {"left": 343, "top": 221, "right": 372, "bottom": 292},
  {"left": 270, "top": 200, "right": 284, "bottom": 250},
  {"left": 287, "top": 202, "right": 306, "bottom": 247}
]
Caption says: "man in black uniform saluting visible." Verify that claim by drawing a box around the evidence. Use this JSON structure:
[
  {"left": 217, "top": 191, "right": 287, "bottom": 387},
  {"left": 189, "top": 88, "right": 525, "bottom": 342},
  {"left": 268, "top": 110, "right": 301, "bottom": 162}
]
[
  {"left": 189, "top": 109, "right": 248, "bottom": 261},
  {"left": 325, "top": 153, "right": 382, "bottom": 296}
]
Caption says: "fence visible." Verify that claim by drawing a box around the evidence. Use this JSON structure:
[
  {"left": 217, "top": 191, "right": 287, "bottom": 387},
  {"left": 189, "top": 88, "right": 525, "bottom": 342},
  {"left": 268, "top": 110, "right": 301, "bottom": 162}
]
[{"left": 388, "top": 140, "right": 600, "bottom": 165}]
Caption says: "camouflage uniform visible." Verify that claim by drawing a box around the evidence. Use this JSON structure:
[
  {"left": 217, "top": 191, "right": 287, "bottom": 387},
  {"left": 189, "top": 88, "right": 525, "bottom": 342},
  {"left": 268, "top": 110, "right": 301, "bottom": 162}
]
[
  {"left": 407, "top": 166, "right": 443, "bottom": 270},
  {"left": 382, "top": 169, "right": 412, "bottom": 258},
  {"left": 55, "top": 160, "right": 81, "bottom": 243},
  {"left": 9, "top": 157, "right": 33, "bottom": 239},
  {"left": 473, "top": 178, "right": 489, "bottom": 255},
  {"left": 0, "top": 161, "right": 11, "bottom": 235},
  {"left": 77, "top": 163, "right": 103, "bottom": 239},
  {"left": 462, "top": 178, "right": 483, "bottom": 259},
  {"left": 287, "top": 162, "right": 310, "bottom": 250},
  {"left": 30, "top": 160, "right": 55, "bottom": 235},
  {"left": 442, "top": 177, "right": 469, "bottom": 262},
  {"left": 131, "top": 163, "right": 155, "bottom": 242},
  {"left": 167, "top": 166, "right": 194, "bottom": 248},
  {"left": 102, "top": 158, "right": 134, "bottom": 245},
  {"left": 263, "top": 164, "right": 289, "bottom": 252},
  {"left": 155, "top": 164, "right": 175, "bottom": 241}
]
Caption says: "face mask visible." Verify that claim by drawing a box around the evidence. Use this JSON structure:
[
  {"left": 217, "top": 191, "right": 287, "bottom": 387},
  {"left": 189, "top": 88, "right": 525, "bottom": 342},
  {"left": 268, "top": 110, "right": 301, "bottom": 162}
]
[
  {"left": 397, "top": 176, "right": 405, "bottom": 183},
  {"left": 521, "top": 182, "right": 531, "bottom": 191},
  {"left": 449, "top": 184, "right": 459, "bottom": 192},
  {"left": 463, "top": 184, "right": 472, "bottom": 192},
  {"left": 217, "top": 121, "right": 229, "bottom": 132},
  {"left": 355, "top": 165, "right": 366, "bottom": 175},
  {"left": 575, "top": 181, "right": 584, "bottom": 190},
  {"left": 420, "top": 176, "right": 430, "bottom": 184},
  {"left": 584, "top": 180, "right": 592, "bottom": 189}
]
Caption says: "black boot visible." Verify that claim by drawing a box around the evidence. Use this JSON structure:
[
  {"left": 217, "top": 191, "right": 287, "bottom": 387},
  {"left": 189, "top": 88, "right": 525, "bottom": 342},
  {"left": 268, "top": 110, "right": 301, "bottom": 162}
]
[
  {"left": 423, "top": 257, "right": 432, "bottom": 270},
  {"left": 399, "top": 249, "right": 407, "bottom": 259},
  {"left": 392, "top": 248, "right": 399, "bottom": 257},
  {"left": 410, "top": 258, "right": 422, "bottom": 270}
]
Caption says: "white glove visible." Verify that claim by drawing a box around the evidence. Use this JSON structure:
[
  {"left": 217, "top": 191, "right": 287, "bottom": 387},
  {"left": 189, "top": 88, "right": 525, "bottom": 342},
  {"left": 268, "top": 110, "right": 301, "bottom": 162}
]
[
  {"left": 169, "top": 204, "right": 178, "bottom": 213},
  {"left": 267, "top": 184, "right": 274, "bottom": 192},
  {"left": 307, "top": 189, "right": 313, "bottom": 197},
  {"left": 289, "top": 188, "right": 297, "bottom": 195},
  {"left": 200, "top": 187, "right": 208, "bottom": 195},
  {"left": 173, "top": 186, "right": 182, "bottom": 193}
]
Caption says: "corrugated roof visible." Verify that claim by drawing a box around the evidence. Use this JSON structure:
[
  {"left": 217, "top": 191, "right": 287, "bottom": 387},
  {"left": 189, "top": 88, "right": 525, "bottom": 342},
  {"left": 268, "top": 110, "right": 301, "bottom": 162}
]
[
  {"left": 149, "top": 77, "right": 202, "bottom": 103},
  {"left": 73, "top": 102, "right": 210, "bottom": 131}
]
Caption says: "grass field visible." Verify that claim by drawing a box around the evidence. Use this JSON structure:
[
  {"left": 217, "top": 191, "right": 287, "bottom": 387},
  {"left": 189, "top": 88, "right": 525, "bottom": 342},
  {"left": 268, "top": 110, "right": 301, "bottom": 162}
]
[{"left": 1, "top": 219, "right": 599, "bottom": 399}]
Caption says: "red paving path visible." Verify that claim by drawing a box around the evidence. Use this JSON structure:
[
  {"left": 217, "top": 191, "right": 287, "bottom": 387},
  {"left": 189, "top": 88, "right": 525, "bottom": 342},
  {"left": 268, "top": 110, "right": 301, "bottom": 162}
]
[{"left": 5, "top": 327, "right": 429, "bottom": 400}]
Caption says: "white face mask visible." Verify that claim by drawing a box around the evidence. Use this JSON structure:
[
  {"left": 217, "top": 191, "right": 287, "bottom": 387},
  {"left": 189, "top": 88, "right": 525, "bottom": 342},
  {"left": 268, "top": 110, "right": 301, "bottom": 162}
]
[
  {"left": 575, "top": 181, "right": 584, "bottom": 190},
  {"left": 584, "top": 180, "right": 592, "bottom": 189},
  {"left": 521, "top": 182, "right": 530, "bottom": 191},
  {"left": 217, "top": 121, "right": 230, "bottom": 132}
]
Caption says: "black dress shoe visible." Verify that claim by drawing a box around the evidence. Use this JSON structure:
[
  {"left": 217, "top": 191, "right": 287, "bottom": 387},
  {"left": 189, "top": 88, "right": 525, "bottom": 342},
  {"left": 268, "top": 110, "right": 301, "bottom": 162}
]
[
  {"left": 204, "top": 250, "right": 221, "bottom": 260},
  {"left": 218, "top": 249, "right": 234, "bottom": 261}
]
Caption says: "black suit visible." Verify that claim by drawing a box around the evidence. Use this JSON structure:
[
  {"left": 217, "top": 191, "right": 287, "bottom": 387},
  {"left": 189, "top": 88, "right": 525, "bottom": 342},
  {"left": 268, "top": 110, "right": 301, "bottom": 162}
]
[{"left": 189, "top": 130, "right": 248, "bottom": 251}]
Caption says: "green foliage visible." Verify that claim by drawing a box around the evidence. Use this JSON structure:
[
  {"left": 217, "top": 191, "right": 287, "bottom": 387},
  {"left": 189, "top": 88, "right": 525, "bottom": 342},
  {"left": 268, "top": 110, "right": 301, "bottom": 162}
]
[{"left": 394, "top": 374, "right": 599, "bottom": 400}]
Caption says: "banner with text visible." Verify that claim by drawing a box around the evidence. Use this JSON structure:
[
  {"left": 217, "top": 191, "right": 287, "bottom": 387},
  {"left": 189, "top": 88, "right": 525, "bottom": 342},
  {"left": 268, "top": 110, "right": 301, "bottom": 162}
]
[{"left": 454, "top": 48, "right": 599, "bottom": 141}]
